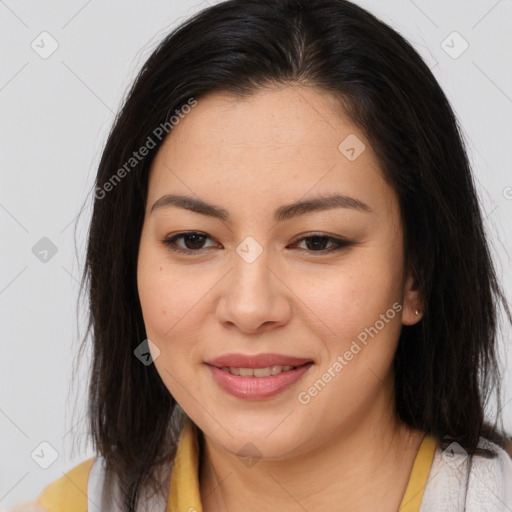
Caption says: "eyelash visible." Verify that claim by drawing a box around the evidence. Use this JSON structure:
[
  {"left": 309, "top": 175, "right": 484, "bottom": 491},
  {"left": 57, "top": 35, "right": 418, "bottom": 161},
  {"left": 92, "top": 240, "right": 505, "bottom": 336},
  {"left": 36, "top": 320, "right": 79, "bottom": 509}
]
[{"left": 160, "top": 231, "right": 353, "bottom": 256}]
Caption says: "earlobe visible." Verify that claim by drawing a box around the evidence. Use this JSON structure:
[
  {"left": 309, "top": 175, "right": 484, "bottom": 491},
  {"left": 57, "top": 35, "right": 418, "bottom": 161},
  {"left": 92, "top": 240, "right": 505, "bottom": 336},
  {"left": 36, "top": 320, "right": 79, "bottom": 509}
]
[{"left": 401, "top": 272, "right": 423, "bottom": 326}]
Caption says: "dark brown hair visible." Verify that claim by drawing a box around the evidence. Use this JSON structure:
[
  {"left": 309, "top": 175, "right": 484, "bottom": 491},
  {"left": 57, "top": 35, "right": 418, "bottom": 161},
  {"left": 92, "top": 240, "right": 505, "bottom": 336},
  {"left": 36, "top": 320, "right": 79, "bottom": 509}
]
[{"left": 75, "top": 0, "right": 512, "bottom": 509}]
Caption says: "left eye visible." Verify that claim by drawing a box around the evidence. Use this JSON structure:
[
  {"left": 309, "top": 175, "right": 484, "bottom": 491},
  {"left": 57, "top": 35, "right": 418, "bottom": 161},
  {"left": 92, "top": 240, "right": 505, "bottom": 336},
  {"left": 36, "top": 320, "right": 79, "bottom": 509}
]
[
  {"left": 161, "top": 231, "right": 352, "bottom": 255},
  {"left": 292, "top": 235, "right": 350, "bottom": 252}
]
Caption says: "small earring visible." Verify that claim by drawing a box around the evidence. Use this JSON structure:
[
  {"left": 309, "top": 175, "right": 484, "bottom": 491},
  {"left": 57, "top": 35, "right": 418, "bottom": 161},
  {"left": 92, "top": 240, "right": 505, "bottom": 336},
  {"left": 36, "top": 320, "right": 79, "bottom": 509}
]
[{"left": 415, "top": 309, "right": 420, "bottom": 316}]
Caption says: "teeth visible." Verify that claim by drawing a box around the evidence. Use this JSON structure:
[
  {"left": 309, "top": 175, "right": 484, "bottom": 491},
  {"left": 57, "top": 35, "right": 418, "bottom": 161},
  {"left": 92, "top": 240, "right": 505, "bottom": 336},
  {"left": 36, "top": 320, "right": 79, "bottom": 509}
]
[
  {"left": 254, "top": 367, "right": 271, "bottom": 377},
  {"left": 220, "top": 365, "right": 295, "bottom": 377}
]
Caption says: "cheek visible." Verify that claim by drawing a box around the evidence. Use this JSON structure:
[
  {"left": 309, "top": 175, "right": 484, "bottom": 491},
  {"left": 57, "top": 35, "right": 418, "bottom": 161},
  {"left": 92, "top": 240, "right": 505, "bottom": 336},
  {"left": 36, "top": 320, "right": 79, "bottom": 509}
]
[
  {"left": 137, "top": 240, "right": 218, "bottom": 351},
  {"left": 137, "top": 248, "right": 208, "bottom": 397},
  {"left": 137, "top": 237, "right": 184, "bottom": 337},
  {"left": 138, "top": 265, "right": 199, "bottom": 339},
  {"left": 289, "top": 250, "right": 403, "bottom": 358}
]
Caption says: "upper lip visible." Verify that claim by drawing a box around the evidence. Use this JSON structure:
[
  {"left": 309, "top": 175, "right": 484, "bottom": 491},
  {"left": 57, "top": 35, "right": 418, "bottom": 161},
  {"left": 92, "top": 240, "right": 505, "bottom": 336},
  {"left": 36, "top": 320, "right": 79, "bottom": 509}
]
[{"left": 205, "top": 353, "right": 313, "bottom": 369}]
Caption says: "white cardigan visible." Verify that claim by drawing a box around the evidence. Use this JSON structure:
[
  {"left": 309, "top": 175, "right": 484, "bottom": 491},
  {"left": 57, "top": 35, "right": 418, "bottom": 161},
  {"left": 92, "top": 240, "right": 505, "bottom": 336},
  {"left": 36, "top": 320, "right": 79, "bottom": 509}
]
[{"left": 419, "top": 437, "right": 512, "bottom": 511}]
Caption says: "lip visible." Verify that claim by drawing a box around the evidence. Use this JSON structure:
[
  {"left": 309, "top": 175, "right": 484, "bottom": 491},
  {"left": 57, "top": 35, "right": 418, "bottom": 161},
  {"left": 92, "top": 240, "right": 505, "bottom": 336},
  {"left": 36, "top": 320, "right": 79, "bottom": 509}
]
[
  {"left": 205, "top": 353, "right": 313, "bottom": 369},
  {"left": 205, "top": 353, "right": 314, "bottom": 400}
]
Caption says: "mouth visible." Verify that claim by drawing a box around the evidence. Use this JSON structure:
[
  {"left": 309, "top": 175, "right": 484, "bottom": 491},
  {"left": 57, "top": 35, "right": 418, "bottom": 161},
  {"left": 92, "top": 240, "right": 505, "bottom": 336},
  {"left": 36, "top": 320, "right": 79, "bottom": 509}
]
[
  {"left": 205, "top": 352, "right": 313, "bottom": 369},
  {"left": 205, "top": 353, "right": 314, "bottom": 400},
  {"left": 216, "top": 364, "right": 301, "bottom": 377}
]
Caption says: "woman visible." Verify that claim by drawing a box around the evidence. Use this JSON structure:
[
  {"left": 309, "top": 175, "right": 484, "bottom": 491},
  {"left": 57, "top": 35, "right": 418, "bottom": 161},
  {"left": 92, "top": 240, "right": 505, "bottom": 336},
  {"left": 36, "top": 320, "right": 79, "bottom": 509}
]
[{"left": 12, "top": 0, "right": 512, "bottom": 510}]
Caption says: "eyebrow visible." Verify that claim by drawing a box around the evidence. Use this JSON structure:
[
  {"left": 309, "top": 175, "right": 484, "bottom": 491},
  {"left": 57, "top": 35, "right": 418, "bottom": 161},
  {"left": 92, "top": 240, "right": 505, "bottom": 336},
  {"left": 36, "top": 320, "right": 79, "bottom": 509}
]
[{"left": 150, "top": 193, "right": 373, "bottom": 222}]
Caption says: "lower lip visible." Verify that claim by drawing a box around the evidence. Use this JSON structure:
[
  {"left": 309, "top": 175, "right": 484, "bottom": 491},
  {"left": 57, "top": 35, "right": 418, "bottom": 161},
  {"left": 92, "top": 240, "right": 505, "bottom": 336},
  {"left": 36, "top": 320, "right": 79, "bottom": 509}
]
[{"left": 207, "top": 363, "right": 313, "bottom": 400}]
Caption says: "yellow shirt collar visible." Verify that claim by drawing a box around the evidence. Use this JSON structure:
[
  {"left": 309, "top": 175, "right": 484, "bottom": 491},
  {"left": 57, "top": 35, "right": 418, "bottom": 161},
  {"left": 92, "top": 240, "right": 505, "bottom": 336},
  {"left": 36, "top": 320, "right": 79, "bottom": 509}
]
[
  {"left": 167, "top": 419, "right": 203, "bottom": 512},
  {"left": 166, "top": 419, "right": 437, "bottom": 512}
]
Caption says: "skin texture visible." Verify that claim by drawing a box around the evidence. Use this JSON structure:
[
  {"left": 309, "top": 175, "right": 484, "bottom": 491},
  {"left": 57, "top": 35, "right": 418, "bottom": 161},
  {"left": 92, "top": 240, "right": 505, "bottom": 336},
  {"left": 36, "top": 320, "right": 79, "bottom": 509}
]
[{"left": 137, "top": 85, "right": 425, "bottom": 512}]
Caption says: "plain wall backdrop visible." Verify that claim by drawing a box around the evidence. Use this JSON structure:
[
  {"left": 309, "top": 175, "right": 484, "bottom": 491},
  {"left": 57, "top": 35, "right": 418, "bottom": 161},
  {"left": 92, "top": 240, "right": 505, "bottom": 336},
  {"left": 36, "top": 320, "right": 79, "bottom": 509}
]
[{"left": 1, "top": 0, "right": 511, "bottom": 508}]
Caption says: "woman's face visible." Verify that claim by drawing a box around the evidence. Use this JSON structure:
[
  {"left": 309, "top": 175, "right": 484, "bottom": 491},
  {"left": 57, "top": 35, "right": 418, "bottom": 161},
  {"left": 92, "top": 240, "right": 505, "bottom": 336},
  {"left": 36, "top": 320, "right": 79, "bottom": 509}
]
[{"left": 137, "top": 86, "right": 421, "bottom": 460}]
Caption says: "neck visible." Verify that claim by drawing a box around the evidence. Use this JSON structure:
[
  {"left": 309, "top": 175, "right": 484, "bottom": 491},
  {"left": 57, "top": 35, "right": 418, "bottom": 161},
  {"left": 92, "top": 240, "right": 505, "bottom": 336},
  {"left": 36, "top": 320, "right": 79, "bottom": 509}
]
[{"left": 198, "top": 382, "right": 425, "bottom": 512}]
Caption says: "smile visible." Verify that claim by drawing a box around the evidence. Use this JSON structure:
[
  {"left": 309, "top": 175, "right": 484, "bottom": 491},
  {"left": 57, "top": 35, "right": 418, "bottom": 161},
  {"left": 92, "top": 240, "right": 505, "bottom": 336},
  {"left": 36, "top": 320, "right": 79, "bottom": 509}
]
[
  {"left": 206, "top": 357, "right": 314, "bottom": 400},
  {"left": 219, "top": 365, "right": 296, "bottom": 377}
]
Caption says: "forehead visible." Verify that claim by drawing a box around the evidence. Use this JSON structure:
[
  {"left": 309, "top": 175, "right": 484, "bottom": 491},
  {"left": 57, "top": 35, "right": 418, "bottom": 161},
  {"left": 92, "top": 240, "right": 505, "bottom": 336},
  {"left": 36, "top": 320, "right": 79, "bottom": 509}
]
[
  {"left": 157, "top": 86, "right": 358, "bottom": 161},
  {"left": 147, "top": 86, "right": 398, "bottom": 222}
]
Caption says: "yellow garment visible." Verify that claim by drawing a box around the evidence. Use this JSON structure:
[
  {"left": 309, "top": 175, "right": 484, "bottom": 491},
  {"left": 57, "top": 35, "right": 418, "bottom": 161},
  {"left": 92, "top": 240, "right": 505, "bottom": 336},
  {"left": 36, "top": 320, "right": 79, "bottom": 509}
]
[
  {"left": 399, "top": 435, "right": 438, "bottom": 511},
  {"left": 36, "top": 420, "right": 436, "bottom": 512},
  {"left": 38, "top": 457, "right": 94, "bottom": 512},
  {"left": 167, "top": 419, "right": 202, "bottom": 512}
]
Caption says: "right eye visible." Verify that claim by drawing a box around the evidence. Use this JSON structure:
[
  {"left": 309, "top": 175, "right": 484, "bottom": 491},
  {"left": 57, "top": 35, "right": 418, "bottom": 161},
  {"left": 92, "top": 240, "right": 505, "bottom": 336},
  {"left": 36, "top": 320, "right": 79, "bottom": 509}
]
[{"left": 161, "top": 231, "right": 220, "bottom": 255}]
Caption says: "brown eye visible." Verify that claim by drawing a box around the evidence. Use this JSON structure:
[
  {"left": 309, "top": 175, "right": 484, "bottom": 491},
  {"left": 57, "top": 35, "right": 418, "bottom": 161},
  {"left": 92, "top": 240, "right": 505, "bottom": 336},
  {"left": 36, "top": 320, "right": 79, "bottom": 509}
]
[
  {"left": 181, "top": 233, "right": 207, "bottom": 250},
  {"left": 292, "top": 234, "right": 352, "bottom": 253},
  {"left": 304, "top": 236, "right": 330, "bottom": 251},
  {"left": 161, "top": 232, "right": 218, "bottom": 254}
]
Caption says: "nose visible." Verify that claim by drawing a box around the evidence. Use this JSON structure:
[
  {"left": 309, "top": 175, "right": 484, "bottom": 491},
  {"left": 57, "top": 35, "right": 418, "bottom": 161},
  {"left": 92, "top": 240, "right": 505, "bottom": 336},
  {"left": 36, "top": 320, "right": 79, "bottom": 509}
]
[{"left": 215, "top": 246, "right": 292, "bottom": 334}]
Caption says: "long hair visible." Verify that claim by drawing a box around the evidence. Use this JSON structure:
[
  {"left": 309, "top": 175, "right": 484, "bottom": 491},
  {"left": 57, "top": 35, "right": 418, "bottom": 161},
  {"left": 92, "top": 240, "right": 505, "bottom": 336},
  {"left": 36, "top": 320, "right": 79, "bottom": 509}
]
[{"left": 76, "top": 0, "right": 512, "bottom": 509}]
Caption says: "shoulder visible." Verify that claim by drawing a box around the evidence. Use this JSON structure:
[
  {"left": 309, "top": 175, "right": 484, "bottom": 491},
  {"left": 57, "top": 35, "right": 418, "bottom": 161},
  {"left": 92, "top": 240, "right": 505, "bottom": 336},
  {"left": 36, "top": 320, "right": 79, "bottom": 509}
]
[
  {"left": 420, "top": 437, "right": 512, "bottom": 512},
  {"left": 18, "top": 457, "right": 96, "bottom": 512},
  {"left": 465, "top": 437, "right": 512, "bottom": 510}
]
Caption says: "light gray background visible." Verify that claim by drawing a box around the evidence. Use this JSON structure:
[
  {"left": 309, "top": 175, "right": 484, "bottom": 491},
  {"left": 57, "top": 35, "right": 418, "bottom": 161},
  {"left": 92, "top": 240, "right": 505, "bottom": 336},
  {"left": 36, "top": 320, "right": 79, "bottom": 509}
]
[{"left": 1, "top": 0, "right": 511, "bottom": 509}]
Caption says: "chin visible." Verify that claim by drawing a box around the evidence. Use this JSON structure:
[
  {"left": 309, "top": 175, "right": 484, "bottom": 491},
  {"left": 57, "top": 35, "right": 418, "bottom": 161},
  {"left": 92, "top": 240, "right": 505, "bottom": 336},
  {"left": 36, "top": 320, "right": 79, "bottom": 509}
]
[{"left": 200, "top": 416, "right": 307, "bottom": 461}]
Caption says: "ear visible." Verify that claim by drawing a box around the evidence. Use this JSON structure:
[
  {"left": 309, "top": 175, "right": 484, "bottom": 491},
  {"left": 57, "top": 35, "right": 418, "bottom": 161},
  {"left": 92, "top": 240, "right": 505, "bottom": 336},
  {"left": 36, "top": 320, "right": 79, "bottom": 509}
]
[{"left": 401, "top": 271, "right": 423, "bottom": 326}]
